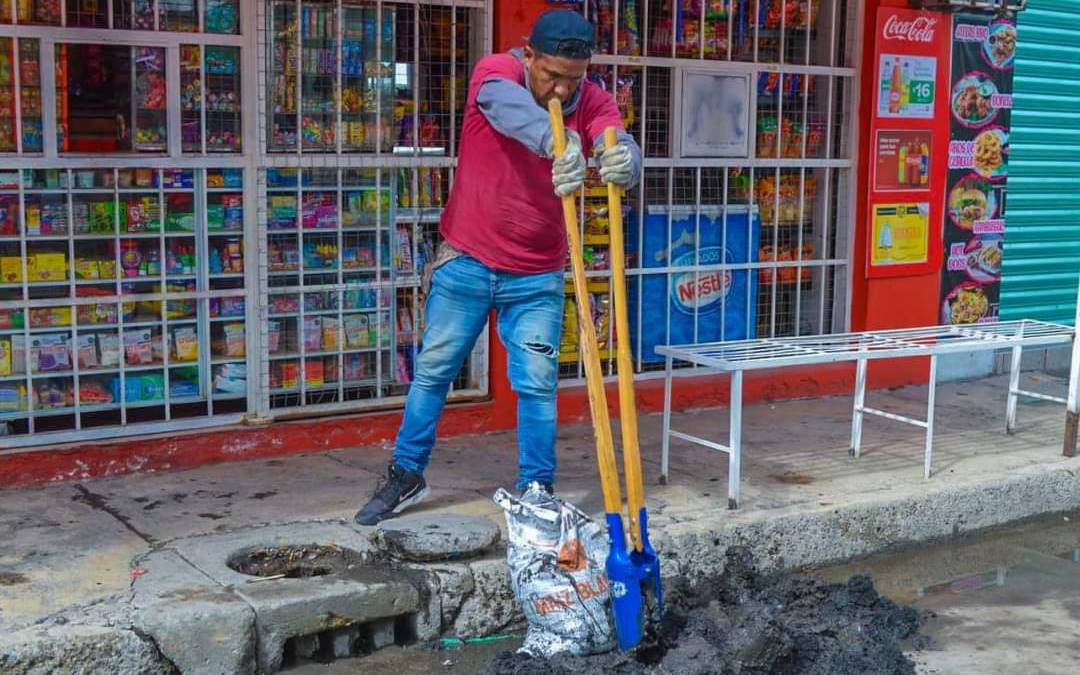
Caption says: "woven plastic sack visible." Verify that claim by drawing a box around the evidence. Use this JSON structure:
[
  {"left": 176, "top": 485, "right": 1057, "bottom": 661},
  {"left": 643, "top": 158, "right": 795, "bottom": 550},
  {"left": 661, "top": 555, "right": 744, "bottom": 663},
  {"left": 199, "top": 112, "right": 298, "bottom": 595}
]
[{"left": 493, "top": 488, "right": 615, "bottom": 657}]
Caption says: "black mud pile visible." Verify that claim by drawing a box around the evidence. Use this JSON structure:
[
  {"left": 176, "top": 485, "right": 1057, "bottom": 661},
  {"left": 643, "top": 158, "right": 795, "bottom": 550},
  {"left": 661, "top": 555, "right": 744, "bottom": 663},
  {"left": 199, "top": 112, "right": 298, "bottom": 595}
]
[{"left": 486, "top": 547, "right": 924, "bottom": 675}]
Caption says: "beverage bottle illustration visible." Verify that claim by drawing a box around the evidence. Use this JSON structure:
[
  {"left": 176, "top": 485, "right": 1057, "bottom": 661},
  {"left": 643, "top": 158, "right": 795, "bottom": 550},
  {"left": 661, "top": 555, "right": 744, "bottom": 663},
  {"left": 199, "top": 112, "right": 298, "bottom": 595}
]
[
  {"left": 919, "top": 142, "right": 929, "bottom": 185},
  {"left": 901, "top": 61, "right": 912, "bottom": 107},
  {"left": 888, "top": 59, "right": 902, "bottom": 114},
  {"left": 879, "top": 220, "right": 894, "bottom": 253},
  {"left": 907, "top": 142, "right": 922, "bottom": 185},
  {"left": 898, "top": 142, "right": 908, "bottom": 184}
]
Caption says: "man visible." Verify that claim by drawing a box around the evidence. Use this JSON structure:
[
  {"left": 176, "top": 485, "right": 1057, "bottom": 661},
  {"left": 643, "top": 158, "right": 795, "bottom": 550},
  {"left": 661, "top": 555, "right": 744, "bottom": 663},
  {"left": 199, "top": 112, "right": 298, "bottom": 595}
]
[{"left": 355, "top": 9, "right": 642, "bottom": 525}]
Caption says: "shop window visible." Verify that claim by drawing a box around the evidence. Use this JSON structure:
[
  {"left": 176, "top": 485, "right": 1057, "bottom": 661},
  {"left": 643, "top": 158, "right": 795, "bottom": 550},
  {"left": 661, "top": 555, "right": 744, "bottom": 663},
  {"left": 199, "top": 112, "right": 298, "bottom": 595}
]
[
  {"left": 16, "top": 0, "right": 62, "bottom": 25},
  {"left": 557, "top": 2, "right": 854, "bottom": 381},
  {"left": 113, "top": 0, "right": 156, "bottom": 29},
  {"left": 0, "top": 38, "right": 42, "bottom": 153},
  {"left": 0, "top": 168, "right": 248, "bottom": 440},
  {"left": 0, "top": 0, "right": 240, "bottom": 31},
  {"left": 55, "top": 44, "right": 167, "bottom": 154},
  {"left": 181, "top": 45, "right": 241, "bottom": 153},
  {"left": 67, "top": 0, "right": 108, "bottom": 27},
  {"left": 262, "top": 165, "right": 472, "bottom": 411},
  {"left": 159, "top": 0, "right": 198, "bottom": 32},
  {"left": 267, "top": 1, "right": 475, "bottom": 155}
]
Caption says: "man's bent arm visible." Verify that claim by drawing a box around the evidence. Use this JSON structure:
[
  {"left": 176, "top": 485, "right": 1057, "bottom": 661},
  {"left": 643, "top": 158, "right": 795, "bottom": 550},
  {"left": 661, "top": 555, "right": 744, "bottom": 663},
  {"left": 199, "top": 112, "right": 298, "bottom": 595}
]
[
  {"left": 477, "top": 78, "right": 643, "bottom": 185},
  {"left": 476, "top": 78, "right": 551, "bottom": 156}
]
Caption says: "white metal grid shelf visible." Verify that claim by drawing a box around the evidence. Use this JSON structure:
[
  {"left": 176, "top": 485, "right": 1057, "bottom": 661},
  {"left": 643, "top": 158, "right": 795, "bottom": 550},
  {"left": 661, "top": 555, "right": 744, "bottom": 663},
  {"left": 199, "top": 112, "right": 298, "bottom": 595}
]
[
  {"left": 657, "top": 316, "right": 1080, "bottom": 511},
  {"left": 0, "top": 167, "right": 250, "bottom": 447}
]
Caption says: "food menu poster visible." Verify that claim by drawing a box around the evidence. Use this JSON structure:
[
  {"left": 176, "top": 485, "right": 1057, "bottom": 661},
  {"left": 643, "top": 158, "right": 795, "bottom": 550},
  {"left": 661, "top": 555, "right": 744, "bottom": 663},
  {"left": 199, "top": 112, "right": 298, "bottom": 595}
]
[
  {"left": 940, "top": 12, "right": 1015, "bottom": 326},
  {"left": 866, "top": 7, "right": 950, "bottom": 279}
]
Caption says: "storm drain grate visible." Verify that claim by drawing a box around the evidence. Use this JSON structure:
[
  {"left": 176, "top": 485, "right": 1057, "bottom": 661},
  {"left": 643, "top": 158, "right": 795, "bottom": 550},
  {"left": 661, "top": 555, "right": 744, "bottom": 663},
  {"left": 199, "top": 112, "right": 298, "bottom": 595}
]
[{"left": 280, "top": 615, "right": 417, "bottom": 668}]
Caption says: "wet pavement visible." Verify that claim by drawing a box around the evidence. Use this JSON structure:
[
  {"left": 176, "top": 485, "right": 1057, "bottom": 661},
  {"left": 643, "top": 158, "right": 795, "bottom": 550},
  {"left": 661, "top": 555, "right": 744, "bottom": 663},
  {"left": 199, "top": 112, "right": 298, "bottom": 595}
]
[
  {"left": 819, "top": 511, "right": 1080, "bottom": 675},
  {"left": 287, "top": 511, "right": 1080, "bottom": 674}
]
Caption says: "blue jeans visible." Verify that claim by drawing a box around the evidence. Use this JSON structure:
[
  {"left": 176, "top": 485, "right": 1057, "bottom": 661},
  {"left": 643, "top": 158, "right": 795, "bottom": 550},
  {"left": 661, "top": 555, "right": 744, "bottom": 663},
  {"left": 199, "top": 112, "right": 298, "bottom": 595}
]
[{"left": 393, "top": 255, "right": 564, "bottom": 489}]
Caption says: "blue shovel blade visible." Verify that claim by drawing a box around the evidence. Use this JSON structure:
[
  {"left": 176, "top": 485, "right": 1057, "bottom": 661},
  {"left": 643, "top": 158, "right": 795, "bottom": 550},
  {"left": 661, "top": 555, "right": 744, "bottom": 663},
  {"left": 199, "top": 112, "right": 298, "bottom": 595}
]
[
  {"left": 605, "top": 513, "right": 646, "bottom": 650},
  {"left": 635, "top": 506, "right": 663, "bottom": 622}
]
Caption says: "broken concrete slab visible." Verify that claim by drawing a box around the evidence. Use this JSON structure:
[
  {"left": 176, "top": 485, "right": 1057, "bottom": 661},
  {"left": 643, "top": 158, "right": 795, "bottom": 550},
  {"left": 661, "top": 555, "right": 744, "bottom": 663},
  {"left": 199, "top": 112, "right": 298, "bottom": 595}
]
[
  {"left": 370, "top": 513, "right": 501, "bottom": 562},
  {"left": 161, "top": 521, "right": 416, "bottom": 673},
  {"left": 0, "top": 624, "right": 176, "bottom": 675},
  {"left": 132, "top": 549, "right": 256, "bottom": 675},
  {"left": 452, "top": 556, "right": 522, "bottom": 639},
  {"left": 407, "top": 562, "right": 475, "bottom": 641}
]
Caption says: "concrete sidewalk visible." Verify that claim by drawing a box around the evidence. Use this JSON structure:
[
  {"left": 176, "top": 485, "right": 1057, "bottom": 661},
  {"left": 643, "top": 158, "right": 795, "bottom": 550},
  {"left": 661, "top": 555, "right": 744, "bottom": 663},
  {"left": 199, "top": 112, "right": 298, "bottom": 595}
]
[{"left": 3, "top": 371, "right": 1080, "bottom": 671}]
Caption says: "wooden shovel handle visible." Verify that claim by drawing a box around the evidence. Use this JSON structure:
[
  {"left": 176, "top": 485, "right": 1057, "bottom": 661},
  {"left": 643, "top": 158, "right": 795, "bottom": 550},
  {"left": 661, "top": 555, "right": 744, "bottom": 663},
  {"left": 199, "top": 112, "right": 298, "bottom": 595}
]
[
  {"left": 604, "top": 127, "right": 645, "bottom": 552},
  {"left": 549, "top": 100, "right": 623, "bottom": 517}
]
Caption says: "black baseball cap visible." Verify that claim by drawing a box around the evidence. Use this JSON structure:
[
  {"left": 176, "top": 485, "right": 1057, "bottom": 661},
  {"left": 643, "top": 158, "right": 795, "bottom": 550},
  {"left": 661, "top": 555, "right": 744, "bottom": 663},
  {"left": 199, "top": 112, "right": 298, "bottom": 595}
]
[{"left": 529, "top": 9, "right": 595, "bottom": 59}]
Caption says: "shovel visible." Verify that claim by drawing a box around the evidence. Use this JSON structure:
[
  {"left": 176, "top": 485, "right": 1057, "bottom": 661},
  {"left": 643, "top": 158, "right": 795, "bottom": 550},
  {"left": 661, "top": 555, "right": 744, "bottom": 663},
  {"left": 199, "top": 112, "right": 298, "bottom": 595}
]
[{"left": 547, "top": 99, "right": 662, "bottom": 650}]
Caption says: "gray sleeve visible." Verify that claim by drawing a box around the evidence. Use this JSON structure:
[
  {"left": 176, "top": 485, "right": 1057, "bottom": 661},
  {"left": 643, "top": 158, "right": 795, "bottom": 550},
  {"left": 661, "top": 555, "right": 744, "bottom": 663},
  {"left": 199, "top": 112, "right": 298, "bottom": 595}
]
[
  {"left": 476, "top": 78, "right": 551, "bottom": 156},
  {"left": 594, "top": 130, "right": 642, "bottom": 186}
]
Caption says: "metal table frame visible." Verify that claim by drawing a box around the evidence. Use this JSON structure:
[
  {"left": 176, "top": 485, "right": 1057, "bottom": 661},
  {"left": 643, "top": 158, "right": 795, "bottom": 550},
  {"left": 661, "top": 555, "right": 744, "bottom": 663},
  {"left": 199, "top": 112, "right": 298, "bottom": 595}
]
[{"left": 657, "top": 318, "right": 1080, "bottom": 510}]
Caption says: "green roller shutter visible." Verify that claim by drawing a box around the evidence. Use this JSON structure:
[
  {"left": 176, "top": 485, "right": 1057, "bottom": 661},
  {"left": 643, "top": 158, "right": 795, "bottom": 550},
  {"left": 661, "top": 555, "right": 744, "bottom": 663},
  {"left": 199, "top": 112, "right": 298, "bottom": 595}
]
[{"left": 999, "top": 1, "right": 1080, "bottom": 324}]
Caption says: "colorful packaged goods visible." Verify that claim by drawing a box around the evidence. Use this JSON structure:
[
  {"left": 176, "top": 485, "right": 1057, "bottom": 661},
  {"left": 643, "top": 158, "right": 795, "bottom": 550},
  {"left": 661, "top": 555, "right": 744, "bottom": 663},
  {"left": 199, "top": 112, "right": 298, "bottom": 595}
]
[
  {"left": 75, "top": 379, "right": 112, "bottom": 405},
  {"left": 77, "top": 335, "right": 98, "bottom": 369},
  {"left": 756, "top": 174, "right": 817, "bottom": 224},
  {"left": 0, "top": 338, "right": 11, "bottom": 376},
  {"left": 214, "top": 362, "right": 247, "bottom": 394},
  {"left": 344, "top": 314, "right": 370, "bottom": 348},
  {"left": 0, "top": 383, "right": 27, "bottom": 411},
  {"left": 305, "top": 359, "right": 325, "bottom": 387},
  {"left": 32, "top": 334, "right": 71, "bottom": 373},
  {"left": 303, "top": 316, "right": 322, "bottom": 352},
  {"left": 29, "top": 306, "right": 71, "bottom": 328},
  {"left": 27, "top": 253, "right": 67, "bottom": 282},
  {"left": 173, "top": 327, "right": 199, "bottom": 362},
  {"left": 98, "top": 333, "right": 121, "bottom": 367},
  {"left": 124, "top": 329, "right": 154, "bottom": 366},
  {"left": 33, "top": 380, "right": 73, "bottom": 410},
  {"left": 0, "top": 309, "right": 24, "bottom": 330},
  {"left": 224, "top": 323, "right": 245, "bottom": 357}
]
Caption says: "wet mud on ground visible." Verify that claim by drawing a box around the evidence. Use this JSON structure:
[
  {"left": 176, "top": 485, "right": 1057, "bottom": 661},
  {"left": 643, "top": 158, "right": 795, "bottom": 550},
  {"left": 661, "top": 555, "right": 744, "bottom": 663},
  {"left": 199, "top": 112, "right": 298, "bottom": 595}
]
[{"left": 484, "top": 547, "right": 926, "bottom": 675}]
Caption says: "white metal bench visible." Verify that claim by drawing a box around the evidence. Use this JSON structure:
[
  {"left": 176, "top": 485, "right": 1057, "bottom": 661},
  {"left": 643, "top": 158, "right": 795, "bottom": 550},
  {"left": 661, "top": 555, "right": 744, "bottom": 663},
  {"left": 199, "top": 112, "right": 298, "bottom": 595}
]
[{"left": 656, "top": 318, "right": 1080, "bottom": 510}]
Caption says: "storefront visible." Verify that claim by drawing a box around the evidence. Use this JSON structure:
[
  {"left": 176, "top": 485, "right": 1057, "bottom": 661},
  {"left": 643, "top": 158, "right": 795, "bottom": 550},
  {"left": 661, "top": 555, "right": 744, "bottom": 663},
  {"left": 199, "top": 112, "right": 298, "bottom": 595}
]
[
  {"left": 0, "top": 0, "right": 490, "bottom": 448},
  {"left": 2, "top": 0, "right": 1007, "bottom": 481}
]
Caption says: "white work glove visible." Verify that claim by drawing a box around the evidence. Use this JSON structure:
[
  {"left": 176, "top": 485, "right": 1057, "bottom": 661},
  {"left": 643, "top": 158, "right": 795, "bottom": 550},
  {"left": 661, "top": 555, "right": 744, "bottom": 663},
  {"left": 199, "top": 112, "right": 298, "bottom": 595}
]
[
  {"left": 546, "top": 128, "right": 586, "bottom": 198},
  {"left": 598, "top": 141, "right": 634, "bottom": 187}
]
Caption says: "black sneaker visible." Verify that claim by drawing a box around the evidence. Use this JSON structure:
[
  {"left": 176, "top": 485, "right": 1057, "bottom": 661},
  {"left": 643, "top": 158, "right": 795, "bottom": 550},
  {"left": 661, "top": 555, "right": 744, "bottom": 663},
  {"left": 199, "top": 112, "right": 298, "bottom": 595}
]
[
  {"left": 354, "top": 462, "right": 429, "bottom": 526},
  {"left": 518, "top": 481, "right": 555, "bottom": 505}
]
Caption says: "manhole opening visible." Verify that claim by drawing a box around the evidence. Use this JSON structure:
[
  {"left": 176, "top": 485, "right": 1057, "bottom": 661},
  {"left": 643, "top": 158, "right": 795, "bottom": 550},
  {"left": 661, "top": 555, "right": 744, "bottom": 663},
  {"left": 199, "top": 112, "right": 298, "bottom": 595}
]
[
  {"left": 227, "top": 544, "right": 358, "bottom": 578},
  {"left": 280, "top": 615, "right": 417, "bottom": 669}
]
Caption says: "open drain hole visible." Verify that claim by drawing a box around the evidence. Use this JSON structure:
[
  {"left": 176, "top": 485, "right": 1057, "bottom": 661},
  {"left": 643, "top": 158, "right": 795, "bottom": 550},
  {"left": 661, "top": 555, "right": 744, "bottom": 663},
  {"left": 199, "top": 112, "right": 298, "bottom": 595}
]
[{"left": 227, "top": 544, "right": 359, "bottom": 578}]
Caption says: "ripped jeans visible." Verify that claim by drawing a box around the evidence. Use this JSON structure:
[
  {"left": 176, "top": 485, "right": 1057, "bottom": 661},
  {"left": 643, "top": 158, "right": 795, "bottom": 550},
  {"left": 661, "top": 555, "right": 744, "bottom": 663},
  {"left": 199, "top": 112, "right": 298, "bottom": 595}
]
[{"left": 393, "top": 255, "right": 564, "bottom": 489}]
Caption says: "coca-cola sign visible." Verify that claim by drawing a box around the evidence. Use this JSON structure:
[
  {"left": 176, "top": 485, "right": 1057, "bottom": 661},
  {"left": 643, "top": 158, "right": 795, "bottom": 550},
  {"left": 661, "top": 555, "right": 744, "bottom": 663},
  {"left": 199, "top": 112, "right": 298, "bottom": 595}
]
[{"left": 883, "top": 14, "right": 938, "bottom": 43}]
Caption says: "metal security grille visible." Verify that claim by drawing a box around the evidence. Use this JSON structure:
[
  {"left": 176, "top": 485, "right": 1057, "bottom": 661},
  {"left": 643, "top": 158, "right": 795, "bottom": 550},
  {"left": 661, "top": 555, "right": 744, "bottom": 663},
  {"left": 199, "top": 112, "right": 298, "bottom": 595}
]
[
  {"left": 0, "top": 8, "right": 253, "bottom": 448},
  {"left": 559, "top": 0, "right": 860, "bottom": 381},
  {"left": 256, "top": 0, "right": 490, "bottom": 418},
  {"left": 999, "top": 1, "right": 1080, "bottom": 324}
]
